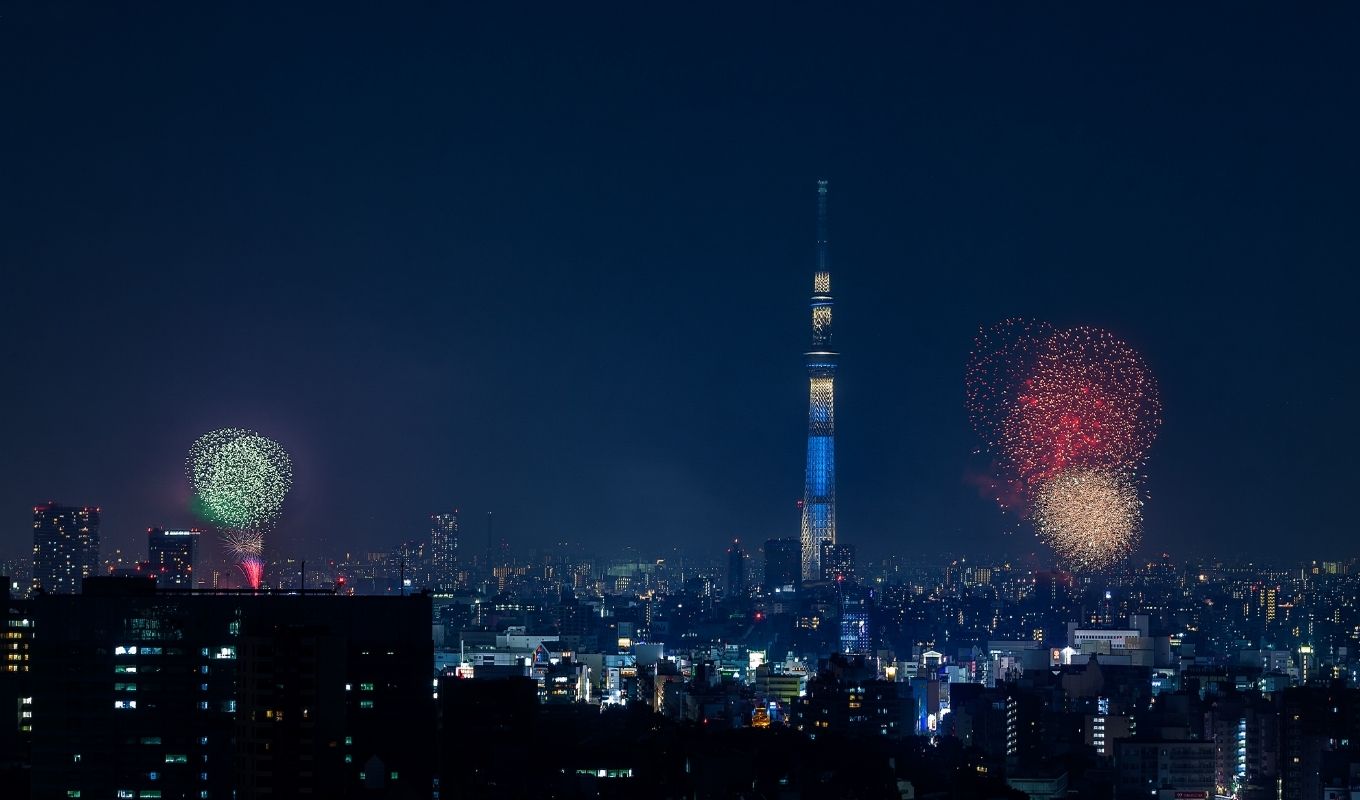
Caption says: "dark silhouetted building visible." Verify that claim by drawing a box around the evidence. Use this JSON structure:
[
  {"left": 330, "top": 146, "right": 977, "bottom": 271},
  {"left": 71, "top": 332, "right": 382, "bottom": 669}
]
[
  {"left": 726, "top": 539, "right": 745, "bottom": 598},
  {"left": 31, "top": 502, "right": 100, "bottom": 595},
  {"left": 763, "top": 538, "right": 801, "bottom": 594},
  {"left": 838, "top": 587, "right": 873, "bottom": 656},
  {"left": 822, "top": 541, "right": 855, "bottom": 583},
  {"left": 28, "top": 576, "right": 433, "bottom": 799}
]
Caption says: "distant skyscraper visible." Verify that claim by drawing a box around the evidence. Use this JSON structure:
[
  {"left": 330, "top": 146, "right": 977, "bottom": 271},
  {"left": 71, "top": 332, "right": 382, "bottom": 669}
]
[
  {"left": 430, "top": 511, "right": 459, "bottom": 592},
  {"left": 31, "top": 503, "right": 100, "bottom": 595},
  {"left": 801, "top": 180, "right": 838, "bottom": 582},
  {"left": 822, "top": 542, "right": 856, "bottom": 584},
  {"left": 147, "top": 528, "right": 198, "bottom": 588},
  {"left": 726, "top": 539, "right": 746, "bottom": 599},
  {"left": 763, "top": 538, "right": 801, "bottom": 594}
]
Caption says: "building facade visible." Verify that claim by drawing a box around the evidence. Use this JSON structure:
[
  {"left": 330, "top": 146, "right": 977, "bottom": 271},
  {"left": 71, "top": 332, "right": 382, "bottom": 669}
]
[
  {"left": 28, "top": 577, "right": 434, "bottom": 799},
  {"left": 31, "top": 502, "right": 100, "bottom": 595},
  {"left": 147, "top": 528, "right": 198, "bottom": 588},
  {"left": 430, "top": 510, "right": 459, "bottom": 593}
]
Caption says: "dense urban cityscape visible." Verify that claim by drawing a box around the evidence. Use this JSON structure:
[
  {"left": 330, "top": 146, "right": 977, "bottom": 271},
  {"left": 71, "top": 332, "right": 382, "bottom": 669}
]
[
  {"left": 6, "top": 508, "right": 1360, "bottom": 798},
  {"left": 7, "top": 4, "right": 1358, "bottom": 799}
]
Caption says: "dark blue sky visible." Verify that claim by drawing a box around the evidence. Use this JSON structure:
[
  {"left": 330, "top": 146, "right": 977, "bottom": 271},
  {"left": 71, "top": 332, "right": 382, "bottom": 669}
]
[{"left": 2, "top": 3, "right": 1356, "bottom": 563}]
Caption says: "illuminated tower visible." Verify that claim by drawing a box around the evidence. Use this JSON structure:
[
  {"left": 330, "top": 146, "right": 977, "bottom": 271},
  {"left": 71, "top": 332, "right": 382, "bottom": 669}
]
[{"left": 801, "top": 180, "right": 837, "bottom": 582}]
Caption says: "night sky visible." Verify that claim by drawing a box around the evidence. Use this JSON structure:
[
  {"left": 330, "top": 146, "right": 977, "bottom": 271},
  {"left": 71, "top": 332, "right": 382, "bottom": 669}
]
[{"left": 3, "top": 4, "right": 1357, "bottom": 564}]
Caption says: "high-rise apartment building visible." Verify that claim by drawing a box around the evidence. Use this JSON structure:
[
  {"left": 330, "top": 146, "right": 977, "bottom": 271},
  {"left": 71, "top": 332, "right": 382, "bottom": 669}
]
[
  {"left": 31, "top": 502, "right": 100, "bottom": 594},
  {"left": 430, "top": 510, "right": 459, "bottom": 592},
  {"left": 146, "top": 527, "right": 198, "bottom": 588}
]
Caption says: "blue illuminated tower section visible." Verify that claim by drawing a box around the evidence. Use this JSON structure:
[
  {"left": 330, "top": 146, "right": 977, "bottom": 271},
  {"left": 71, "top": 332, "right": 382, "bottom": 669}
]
[{"left": 801, "top": 180, "right": 837, "bottom": 582}]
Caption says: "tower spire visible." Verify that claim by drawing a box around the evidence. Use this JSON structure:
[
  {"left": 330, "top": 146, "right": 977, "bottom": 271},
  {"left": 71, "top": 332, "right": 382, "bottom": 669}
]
[
  {"left": 816, "top": 179, "right": 829, "bottom": 273},
  {"left": 801, "top": 180, "right": 838, "bottom": 582}
]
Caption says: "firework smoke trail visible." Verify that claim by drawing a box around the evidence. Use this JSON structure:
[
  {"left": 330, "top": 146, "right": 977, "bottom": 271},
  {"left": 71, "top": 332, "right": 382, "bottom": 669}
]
[
  {"left": 187, "top": 428, "right": 292, "bottom": 589},
  {"left": 1032, "top": 467, "right": 1142, "bottom": 570},
  {"left": 966, "top": 320, "right": 1161, "bottom": 570}
]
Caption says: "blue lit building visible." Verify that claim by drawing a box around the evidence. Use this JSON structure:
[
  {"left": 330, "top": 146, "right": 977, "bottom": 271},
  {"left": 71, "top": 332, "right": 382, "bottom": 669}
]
[{"left": 839, "top": 587, "right": 873, "bottom": 656}]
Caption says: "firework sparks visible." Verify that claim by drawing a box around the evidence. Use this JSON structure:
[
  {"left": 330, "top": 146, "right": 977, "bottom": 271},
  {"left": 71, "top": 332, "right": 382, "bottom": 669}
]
[
  {"left": 966, "top": 320, "right": 1161, "bottom": 570},
  {"left": 237, "top": 557, "right": 265, "bottom": 590},
  {"left": 1032, "top": 468, "right": 1142, "bottom": 571},
  {"left": 187, "top": 429, "right": 293, "bottom": 530},
  {"left": 187, "top": 428, "right": 292, "bottom": 590},
  {"left": 220, "top": 530, "right": 264, "bottom": 559},
  {"left": 966, "top": 320, "right": 1161, "bottom": 488}
]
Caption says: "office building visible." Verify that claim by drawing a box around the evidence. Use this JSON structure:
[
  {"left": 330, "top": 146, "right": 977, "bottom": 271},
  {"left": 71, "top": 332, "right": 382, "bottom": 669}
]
[
  {"left": 147, "top": 527, "right": 198, "bottom": 588},
  {"left": 839, "top": 587, "right": 873, "bottom": 656},
  {"left": 763, "top": 538, "right": 801, "bottom": 594}
]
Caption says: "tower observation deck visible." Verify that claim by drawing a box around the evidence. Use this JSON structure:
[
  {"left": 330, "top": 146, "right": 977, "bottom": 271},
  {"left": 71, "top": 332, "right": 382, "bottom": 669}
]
[{"left": 801, "top": 180, "right": 837, "bottom": 582}]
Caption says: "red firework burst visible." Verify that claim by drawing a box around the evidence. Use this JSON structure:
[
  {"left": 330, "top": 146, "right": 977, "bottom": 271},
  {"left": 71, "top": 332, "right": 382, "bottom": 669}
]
[{"left": 967, "top": 320, "right": 1161, "bottom": 489}]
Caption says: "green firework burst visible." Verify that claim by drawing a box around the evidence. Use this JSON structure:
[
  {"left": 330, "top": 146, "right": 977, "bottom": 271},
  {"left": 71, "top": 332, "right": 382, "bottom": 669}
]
[{"left": 187, "top": 428, "right": 293, "bottom": 530}]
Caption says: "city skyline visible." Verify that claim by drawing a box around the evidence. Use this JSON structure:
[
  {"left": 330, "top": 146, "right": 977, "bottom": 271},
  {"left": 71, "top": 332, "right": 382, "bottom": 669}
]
[{"left": 4, "top": 5, "right": 1358, "bottom": 565}]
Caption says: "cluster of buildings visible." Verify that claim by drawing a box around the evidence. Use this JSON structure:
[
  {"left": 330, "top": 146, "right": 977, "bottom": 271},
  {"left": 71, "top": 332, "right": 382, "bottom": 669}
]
[{"left": 11, "top": 512, "right": 1360, "bottom": 799}]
